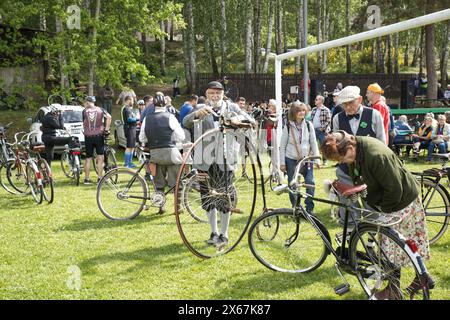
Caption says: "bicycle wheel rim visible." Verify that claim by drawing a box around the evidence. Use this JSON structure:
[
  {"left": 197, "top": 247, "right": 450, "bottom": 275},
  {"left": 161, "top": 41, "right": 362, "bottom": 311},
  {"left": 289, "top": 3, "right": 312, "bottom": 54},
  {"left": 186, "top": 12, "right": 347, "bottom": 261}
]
[
  {"left": 38, "top": 159, "right": 54, "bottom": 203},
  {"left": 420, "top": 179, "right": 449, "bottom": 244},
  {"left": 60, "top": 152, "right": 74, "bottom": 179},
  {"left": 97, "top": 168, "right": 147, "bottom": 220},
  {"left": 26, "top": 163, "right": 42, "bottom": 204},
  {"left": 349, "top": 225, "right": 428, "bottom": 300},
  {"left": 7, "top": 161, "right": 29, "bottom": 194},
  {"left": 175, "top": 128, "right": 257, "bottom": 259},
  {"left": 0, "top": 161, "right": 19, "bottom": 194},
  {"left": 249, "top": 210, "right": 328, "bottom": 273}
]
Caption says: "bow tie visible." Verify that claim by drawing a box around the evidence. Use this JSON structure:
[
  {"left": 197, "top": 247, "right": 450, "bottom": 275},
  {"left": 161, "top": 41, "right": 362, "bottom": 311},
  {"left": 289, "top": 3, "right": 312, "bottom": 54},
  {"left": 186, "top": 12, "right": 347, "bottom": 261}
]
[{"left": 347, "top": 113, "right": 360, "bottom": 120}]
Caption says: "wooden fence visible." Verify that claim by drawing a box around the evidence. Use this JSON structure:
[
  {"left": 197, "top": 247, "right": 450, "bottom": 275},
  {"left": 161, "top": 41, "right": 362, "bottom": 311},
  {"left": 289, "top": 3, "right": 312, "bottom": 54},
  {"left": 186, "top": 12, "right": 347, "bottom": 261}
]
[{"left": 195, "top": 73, "right": 417, "bottom": 103}]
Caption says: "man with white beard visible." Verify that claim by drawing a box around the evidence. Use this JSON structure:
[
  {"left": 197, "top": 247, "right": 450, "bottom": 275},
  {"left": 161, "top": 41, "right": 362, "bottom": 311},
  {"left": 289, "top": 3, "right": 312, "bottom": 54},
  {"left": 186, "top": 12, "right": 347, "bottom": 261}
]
[{"left": 183, "top": 81, "right": 255, "bottom": 249}]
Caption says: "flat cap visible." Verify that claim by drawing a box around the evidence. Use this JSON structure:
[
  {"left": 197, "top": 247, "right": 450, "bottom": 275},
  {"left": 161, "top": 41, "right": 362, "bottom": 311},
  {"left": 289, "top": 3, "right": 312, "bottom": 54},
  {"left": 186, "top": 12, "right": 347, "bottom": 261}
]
[
  {"left": 207, "top": 81, "right": 224, "bottom": 90},
  {"left": 338, "top": 86, "right": 360, "bottom": 104}
]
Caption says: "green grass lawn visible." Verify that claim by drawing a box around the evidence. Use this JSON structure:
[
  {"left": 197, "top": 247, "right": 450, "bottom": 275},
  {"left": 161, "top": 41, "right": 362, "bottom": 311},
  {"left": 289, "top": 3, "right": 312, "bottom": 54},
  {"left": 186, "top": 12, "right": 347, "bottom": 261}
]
[
  {"left": 0, "top": 111, "right": 448, "bottom": 300},
  {"left": 0, "top": 152, "right": 449, "bottom": 300}
]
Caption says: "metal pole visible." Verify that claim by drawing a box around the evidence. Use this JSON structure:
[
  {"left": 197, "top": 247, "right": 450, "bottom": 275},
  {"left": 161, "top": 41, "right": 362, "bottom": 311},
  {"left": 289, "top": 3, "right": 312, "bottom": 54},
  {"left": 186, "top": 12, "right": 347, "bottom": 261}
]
[
  {"left": 274, "top": 58, "right": 282, "bottom": 171},
  {"left": 303, "top": 0, "right": 308, "bottom": 106},
  {"left": 278, "top": 8, "right": 450, "bottom": 61}
]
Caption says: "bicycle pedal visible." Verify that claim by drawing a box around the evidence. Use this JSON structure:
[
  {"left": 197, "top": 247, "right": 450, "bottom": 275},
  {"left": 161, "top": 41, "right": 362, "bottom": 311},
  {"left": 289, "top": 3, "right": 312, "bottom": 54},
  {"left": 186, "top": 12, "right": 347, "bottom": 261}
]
[{"left": 334, "top": 284, "right": 350, "bottom": 296}]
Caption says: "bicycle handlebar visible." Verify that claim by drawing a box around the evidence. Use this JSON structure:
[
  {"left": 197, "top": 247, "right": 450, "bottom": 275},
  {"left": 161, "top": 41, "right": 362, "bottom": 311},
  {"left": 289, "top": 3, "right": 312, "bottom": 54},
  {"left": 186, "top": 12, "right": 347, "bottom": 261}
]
[{"left": 290, "top": 156, "right": 322, "bottom": 189}]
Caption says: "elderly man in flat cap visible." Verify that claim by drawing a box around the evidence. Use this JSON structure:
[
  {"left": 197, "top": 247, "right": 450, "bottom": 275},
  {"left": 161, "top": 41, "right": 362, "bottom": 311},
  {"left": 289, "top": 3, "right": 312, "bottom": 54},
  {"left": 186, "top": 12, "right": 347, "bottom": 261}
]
[
  {"left": 330, "top": 85, "right": 386, "bottom": 228},
  {"left": 183, "top": 81, "right": 255, "bottom": 250},
  {"left": 366, "top": 83, "right": 390, "bottom": 145}
]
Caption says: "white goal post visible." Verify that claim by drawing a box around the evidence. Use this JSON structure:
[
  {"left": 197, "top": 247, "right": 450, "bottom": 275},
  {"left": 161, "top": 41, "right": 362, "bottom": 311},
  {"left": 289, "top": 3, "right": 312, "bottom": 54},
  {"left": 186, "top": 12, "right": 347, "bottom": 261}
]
[{"left": 273, "top": 8, "right": 450, "bottom": 169}]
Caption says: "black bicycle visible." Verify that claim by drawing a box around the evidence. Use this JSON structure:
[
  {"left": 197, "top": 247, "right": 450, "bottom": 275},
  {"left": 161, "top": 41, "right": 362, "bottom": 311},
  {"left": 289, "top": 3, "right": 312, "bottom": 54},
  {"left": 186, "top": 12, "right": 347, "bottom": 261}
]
[
  {"left": 0, "top": 122, "right": 17, "bottom": 194},
  {"left": 248, "top": 156, "right": 433, "bottom": 300},
  {"left": 96, "top": 146, "right": 193, "bottom": 220},
  {"left": 412, "top": 153, "right": 450, "bottom": 244},
  {"left": 92, "top": 133, "right": 118, "bottom": 176}
]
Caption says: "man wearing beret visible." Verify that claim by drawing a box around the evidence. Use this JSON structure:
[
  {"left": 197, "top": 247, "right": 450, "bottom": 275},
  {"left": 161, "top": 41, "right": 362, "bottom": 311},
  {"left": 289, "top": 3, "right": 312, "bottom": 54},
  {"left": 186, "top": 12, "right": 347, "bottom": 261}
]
[
  {"left": 366, "top": 83, "right": 390, "bottom": 145},
  {"left": 183, "top": 81, "right": 255, "bottom": 249}
]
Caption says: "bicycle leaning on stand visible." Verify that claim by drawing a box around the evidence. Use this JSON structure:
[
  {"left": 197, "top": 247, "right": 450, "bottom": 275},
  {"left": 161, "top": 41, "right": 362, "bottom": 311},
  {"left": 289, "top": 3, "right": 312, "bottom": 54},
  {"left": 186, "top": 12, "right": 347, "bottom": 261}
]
[{"left": 248, "top": 156, "right": 434, "bottom": 300}]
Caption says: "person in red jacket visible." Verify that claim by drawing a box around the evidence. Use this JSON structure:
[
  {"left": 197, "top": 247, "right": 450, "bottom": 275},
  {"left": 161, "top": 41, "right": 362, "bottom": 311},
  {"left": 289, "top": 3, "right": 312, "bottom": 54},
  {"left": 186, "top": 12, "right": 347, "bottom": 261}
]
[{"left": 366, "top": 83, "right": 390, "bottom": 145}]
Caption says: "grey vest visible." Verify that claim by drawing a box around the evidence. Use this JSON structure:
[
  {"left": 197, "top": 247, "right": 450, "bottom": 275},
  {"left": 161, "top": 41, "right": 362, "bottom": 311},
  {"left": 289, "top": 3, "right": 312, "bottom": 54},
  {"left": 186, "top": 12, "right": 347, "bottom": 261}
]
[{"left": 145, "top": 112, "right": 175, "bottom": 149}]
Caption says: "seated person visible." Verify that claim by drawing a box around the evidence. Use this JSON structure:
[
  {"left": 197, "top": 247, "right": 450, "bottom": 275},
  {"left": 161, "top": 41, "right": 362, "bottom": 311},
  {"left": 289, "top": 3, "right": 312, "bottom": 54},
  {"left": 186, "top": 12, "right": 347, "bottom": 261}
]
[
  {"left": 392, "top": 115, "right": 414, "bottom": 155},
  {"left": 407, "top": 116, "right": 433, "bottom": 161},
  {"left": 427, "top": 114, "right": 450, "bottom": 162}
]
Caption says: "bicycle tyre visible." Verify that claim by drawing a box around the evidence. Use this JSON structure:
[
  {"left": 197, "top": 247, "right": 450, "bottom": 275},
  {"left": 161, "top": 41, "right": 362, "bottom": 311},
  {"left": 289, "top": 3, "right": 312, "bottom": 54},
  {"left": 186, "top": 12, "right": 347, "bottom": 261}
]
[
  {"left": 38, "top": 158, "right": 54, "bottom": 203},
  {"left": 175, "top": 128, "right": 257, "bottom": 259},
  {"left": 97, "top": 167, "right": 148, "bottom": 220},
  {"left": 0, "top": 160, "right": 19, "bottom": 194},
  {"left": 26, "top": 162, "right": 43, "bottom": 204},
  {"left": 6, "top": 160, "right": 29, "bottom": 194},
  {"left": 418, "top": 178, "right": 449, "bottom": 244},
  {"left": 248, "top": 208, "right": 330, "bottom": 273},
  {"left": 60, "top": 151, "right": 74, "bottom": 179},
  {"left": 349, "top": 224, "right": 430, "bottom": 300}
]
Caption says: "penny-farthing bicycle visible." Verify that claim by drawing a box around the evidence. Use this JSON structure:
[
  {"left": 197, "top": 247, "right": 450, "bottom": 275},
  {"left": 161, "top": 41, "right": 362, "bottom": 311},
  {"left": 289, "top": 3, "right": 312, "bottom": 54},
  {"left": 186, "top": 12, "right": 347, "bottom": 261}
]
[{"left": 174, "top": 109, "right": 266, "bottom": 259}]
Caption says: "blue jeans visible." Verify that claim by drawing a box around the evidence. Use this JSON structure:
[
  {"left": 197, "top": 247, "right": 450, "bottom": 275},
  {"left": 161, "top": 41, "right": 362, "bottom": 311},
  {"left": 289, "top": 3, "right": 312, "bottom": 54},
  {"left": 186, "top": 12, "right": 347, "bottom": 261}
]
[
  {"left": 315, "top": 129, "right": 327, "bottom": 163},
  {"left": 427, "top": 141, "right": 448, "bottom": 160},
  {"left": 285, "top": 157, "right": 315, "bottom": 212}
]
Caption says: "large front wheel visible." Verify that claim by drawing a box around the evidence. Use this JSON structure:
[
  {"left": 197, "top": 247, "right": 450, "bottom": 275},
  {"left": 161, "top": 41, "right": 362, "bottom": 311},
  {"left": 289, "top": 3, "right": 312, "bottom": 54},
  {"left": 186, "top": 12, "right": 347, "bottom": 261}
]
[
  {"left": 174, "top": 128, "right": 258, "bottom": 259},
  {"left": 97, "top": 168, "right": 148, "bottom": 220},
  {"left": 248, "top": 209, "right": 329, "bottom": 273}
]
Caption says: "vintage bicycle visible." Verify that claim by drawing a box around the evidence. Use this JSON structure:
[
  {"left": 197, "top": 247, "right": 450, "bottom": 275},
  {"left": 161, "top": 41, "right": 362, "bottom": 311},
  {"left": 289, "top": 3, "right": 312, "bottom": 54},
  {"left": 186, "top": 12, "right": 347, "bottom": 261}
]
[
  {"left": 248, "top": 156, "right": 433, "bottom": 300},
  {"left": 412, "top": 153, "right": 450, "bottom": 244}
]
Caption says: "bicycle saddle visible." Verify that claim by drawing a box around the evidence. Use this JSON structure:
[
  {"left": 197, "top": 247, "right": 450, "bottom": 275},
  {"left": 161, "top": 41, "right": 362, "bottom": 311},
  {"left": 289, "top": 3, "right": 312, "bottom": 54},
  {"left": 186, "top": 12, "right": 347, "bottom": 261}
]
[
  {"left": 332, "top": 181, "right": 367, "bottom": 197},
  {"left": 31, "top": 143, "right": 45, "bottom": 153}
]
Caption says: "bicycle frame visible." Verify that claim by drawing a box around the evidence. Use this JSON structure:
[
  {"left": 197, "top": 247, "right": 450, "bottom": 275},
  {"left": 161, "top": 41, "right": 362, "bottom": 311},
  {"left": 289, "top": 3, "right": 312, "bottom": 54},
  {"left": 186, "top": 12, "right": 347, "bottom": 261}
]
[{"left": 278, "top": 156, "right": 425, "bottom": 275}]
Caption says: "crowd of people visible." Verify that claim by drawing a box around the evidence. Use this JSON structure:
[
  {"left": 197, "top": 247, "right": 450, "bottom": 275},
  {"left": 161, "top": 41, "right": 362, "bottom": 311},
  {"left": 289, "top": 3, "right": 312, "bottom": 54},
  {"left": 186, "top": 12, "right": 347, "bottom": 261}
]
[{"left": 36, "top": 79, "right": 441, "bottom": 299}]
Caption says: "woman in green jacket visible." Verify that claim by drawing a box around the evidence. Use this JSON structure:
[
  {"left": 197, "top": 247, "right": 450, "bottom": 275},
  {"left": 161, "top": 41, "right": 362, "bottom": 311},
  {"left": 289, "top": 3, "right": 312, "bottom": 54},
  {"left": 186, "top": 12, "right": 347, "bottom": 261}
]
[{"left": 321, "top": 131, "right": 431, "bottom": 300}]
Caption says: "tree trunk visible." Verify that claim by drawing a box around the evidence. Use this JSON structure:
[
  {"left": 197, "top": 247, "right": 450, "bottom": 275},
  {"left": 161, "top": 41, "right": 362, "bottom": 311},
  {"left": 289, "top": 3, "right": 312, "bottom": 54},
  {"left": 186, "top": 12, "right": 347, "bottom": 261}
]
[
  {"left": 55, "top": 16, "right": 69, "bottom": 92},
  {"left": 295, "top": 0, "right": 303, "bottom": 75},
  {"left": 208, "top": 18, "right": 220, "bottom": 76},
  {"left": 316, "top": 0, "right": 322, "bottom": 74},
  {"left": 160, "top": 20, "right": 166, "bottom": 76},
  {"left": 219, "top": 0, "right": 227, "bottom": 74},
  {"left": 345, "top": 0, "right": 351, "bottom": 73},
  {"left": 411, "top": 31, "right": 420, "bottom": 67},
  {"left": 183, "top": 0, "right": 196, "bottom": 93},
  {"left": 386, "top": 35, "right": 392, "bottom": 74},
  {"left": 244, "top": 1, "right": 253, "bottom": 74},
  {"left": 371, "top": 40, "right": 375, "bottom": 64},
  {"left": 394, "top": 33, "right": 399, "bottom": 74},
  {"left": 262, "top": 0, "right": 274, "bottom": 74},
  {"left": 322, "top": 0, "right": 329, "bottom": 73},
  {"left": 425, "top": 0, "right": 437, "bottom": 100},
  {"left": 404, "top": 31, "right": 409, "bottom": 67},
  {"left": 440, "top": 21, "right": 449, "bottom": 88},
  {"left": 170, "top": 16, "right": 174, "bottom": 41},
  {"left": 87, "top": 0, "right": 100, "bottom": 95},
  {"left": 376, "top": 37, "right": 384, "bottom": 73},
  {"left": 283, "top": 0, "right": 287, "bottom": 53},
  {"left": 253, "top": 0, "right": 262, "bottom": 74},
  {"left": 275, "top": 0, "right": 283, "bottom": 55},
  {"left": 419, "top": 27, "right": 425, "bottom": 75}
]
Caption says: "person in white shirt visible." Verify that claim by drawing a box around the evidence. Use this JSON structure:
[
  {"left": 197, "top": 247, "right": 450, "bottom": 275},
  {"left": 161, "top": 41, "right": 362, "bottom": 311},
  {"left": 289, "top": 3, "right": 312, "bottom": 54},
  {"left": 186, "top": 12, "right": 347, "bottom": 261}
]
[{"left": 139, "top": 93, "right": 185, "bottom": 214}]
